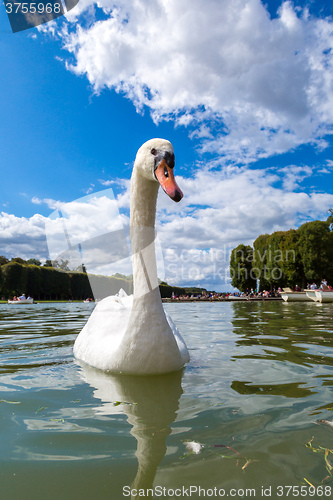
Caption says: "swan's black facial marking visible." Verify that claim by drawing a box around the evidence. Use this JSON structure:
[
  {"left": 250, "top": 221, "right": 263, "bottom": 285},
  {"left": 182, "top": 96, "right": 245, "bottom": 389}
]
[
  {"left": 164, "top": 151, "right": 175, "bottom": 169},
  {"left": 152, "top": 149, "right": 175, "bottom": 175}
]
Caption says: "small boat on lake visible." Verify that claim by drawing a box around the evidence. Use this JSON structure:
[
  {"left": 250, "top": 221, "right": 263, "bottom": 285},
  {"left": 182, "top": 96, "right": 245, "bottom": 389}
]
[{"left": 8, "top": 298, "right": 34, "bottom": 304}]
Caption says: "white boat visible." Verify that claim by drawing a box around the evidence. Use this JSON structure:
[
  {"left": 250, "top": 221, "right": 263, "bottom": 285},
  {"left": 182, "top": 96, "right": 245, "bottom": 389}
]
[
  {"left": 281, "top": 288, "right": 312, "bottom": 302},
  {"left": 314, "top": 290, "right": 333, "bottom": 303},
  {"left": 305, "top": 289, "right": 319, "bottom": 302},
  {"left": 281, "top": 292, "right": 311, "bottom": 302},
  {"left": 8, "top": 298, "right": 34, "bottom": 304}
]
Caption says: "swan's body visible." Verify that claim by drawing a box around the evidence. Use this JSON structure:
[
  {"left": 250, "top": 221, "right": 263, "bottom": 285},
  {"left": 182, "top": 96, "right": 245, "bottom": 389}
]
[{"left": 74, "top": 139, "right": 190, "bottom": 374}]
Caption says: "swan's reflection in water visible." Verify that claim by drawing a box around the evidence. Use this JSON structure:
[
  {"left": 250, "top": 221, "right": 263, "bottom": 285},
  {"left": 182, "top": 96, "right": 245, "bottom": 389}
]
[{"left": 79, "top": 363, "right": 183, "bottom": 499}]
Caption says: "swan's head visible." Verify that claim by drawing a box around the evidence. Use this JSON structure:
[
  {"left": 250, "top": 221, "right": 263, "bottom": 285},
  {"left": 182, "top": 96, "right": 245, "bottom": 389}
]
[{"left": 135, "top": 138, "right": 183, "bottom": 202}]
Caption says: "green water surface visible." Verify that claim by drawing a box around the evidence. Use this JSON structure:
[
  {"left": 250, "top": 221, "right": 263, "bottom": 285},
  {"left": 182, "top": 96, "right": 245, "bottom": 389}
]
[{"left": 0, "top": 301, "right": 333, "bottom": 499}]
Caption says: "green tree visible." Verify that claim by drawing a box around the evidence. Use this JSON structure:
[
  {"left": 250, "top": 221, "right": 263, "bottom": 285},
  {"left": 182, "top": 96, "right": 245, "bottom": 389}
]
[
  {"left": 279, "top": 229, "right": 303, "bottom": 287},
  {"left": 230, "top": 213, "right": 333, "bottom": 292},
  {"left": 159, "top": 283, "right": 186, "bottom": 298},
  {"left": 257, "top": 230, "right": 302, "bottom": 290},
  {"left": 40, "top": 267, "right": 71, "bottom": 300},
  {"left": 297, "top": 220, "right": 333, "bottom": 285},
  {"left": 327, "top": 208, "right": 333, "bottom": 230},
  {"left": 53, "top": 259, "right": 70, "bottom": 271},
  {"left": 70, "top": 272, "right": 92, "bottom": 300},
  {"left": 230, "top": 244, "right": 256, "bottom": 292},
  {"left": 0, "top": 256, "right": 9, "bottom": 266},
  {"left": 263, "top": 231, "right": 285, "bottom": 289},
  {"left": 11, "top": 257, "right": 27, "bottom": 265},
  {"left": 2, "top": 262, "right": 28, "bottom": 297},
  {"left": 26, "top": 265, "right": 42, "bottom": 299},
  {"left": 253, "top": 234, "right": 271, "bottom": 290},
  {"left": 26, "top": 258, "right": 41, "bottom": 266}
]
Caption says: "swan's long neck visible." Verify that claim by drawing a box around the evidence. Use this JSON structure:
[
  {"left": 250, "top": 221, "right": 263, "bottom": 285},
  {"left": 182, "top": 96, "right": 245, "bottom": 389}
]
[
  {"left": 130, "top": 168, "right": 159, "bottom": 228},
  {"left": 130, "top": 168, "right": 160, "bottom": 299},
  {"left": 120, "top": 163, "right": 184, "bottom": 374}
]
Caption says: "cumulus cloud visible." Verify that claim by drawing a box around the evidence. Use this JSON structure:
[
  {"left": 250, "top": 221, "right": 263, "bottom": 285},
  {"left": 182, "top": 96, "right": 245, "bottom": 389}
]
[
  {"left": 0, "top": 212, "right": 49, "bottom": 260},
  {"left": 31, "top": 197, "right": 63, "bottom": 210},
  {"left": 280, "top": 165, "right": 313, "bottom": 191},
  {"left": 57, "top": 0, "right": 333, "bottom": 162},
  {"left": 1, "top": 164, "right": 333, "bottom": 290},
  {"left": 0, "top": 191, "right": 129, "bottom": 267},
  {"left": 154, "top": 164, "right": 333, "bottom": 289},
  {"left": 45, "top": 190, "right": 130, "bottom": 271},
  {"left": 24, "top": 0, "right": 333, "bottom": 291}
]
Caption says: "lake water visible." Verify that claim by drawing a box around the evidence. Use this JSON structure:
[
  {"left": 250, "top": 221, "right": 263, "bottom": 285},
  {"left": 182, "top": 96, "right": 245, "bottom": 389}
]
[{"left": 1, "top": 301, "right": 333, "bottom": 499}]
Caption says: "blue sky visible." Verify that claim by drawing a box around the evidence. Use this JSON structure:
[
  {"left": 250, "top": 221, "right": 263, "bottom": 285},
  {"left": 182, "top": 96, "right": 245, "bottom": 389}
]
[
  {"left": 1, "top": 0, "right": 333, "bottom": 291},
  {"left": 0, "top": 7, "right": 197, "bottom": 217}
]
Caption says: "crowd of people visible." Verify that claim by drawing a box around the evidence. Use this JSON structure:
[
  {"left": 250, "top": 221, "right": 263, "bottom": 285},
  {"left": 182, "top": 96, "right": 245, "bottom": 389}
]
[
  {"left": 305, "top": 279, "right": 333, "bottom": 291},
  {"left": 169, "top": 289, "right": 281, "bottom": 300},
  {"left": 168, "top": 280, "right": 332, "bottom": 301},
  {"left": 228, "top": 288, "right": 281, "bottom": 299},
  {"left": 170, "top": 291, "right": 223, "bottom": 300},
  {"left": 9, "top": 294, "right": 33, "bottom": 301}
]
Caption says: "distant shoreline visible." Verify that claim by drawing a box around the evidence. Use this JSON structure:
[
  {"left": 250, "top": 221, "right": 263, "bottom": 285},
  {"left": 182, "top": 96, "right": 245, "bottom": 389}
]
[
  {"left": 0, "top": 300, "right": 87, "bottom": 304},
  {"left": 162, "top": 297, "right": 282, "bottom": 302},
  {"left": 0, "top": 297, "right": 283, "bottom": 304}
]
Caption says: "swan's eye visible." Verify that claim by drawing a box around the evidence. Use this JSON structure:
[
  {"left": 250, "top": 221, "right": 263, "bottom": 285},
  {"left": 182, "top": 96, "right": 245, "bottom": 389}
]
[
  {"left": 151, "top": 148, "right": 157, "bottom": 156},
  {"left": 164, "top": 166, "right": 169, "bottom": 178}
]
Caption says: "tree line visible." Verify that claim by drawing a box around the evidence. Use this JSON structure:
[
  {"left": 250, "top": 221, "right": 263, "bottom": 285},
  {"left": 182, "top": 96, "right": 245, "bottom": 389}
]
[
  {"left": 229, "top": 211, "right": 333, "bottom": 292},
  {"left": 0, "top": 257, "right": 187, "bottom": 300}
]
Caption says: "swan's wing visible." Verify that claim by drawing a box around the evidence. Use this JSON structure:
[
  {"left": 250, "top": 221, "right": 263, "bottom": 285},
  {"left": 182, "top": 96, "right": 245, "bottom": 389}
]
[
  {"left": 74, "top": 293, "right": 133, "bottom": 369},
  {"left": 165, "top": 312, "right": 190, "bottom": 364}
]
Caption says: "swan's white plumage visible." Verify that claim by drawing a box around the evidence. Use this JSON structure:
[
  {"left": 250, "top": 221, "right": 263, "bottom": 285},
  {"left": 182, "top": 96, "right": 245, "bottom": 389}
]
[
  {"left": 74, "top": 289, "right": 189, "bottom": 374},
  {"left": 74, "top": 139, "right": 190, "bottom": 375}
]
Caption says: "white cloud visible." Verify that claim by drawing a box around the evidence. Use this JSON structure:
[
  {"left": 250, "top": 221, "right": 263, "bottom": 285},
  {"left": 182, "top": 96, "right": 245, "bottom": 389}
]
[
  {"left": 31, "top": 197, "right": 63, "bottom": 210},
  {"left": 2, "top": 164, "right": 333, "bottom": 290},
  {"left": 46, "top": 193, "right": 126, "bottom": 251},
  {"left": 154, "top": 164, "right": 333, "bottom": 289},
  {"left": 56, "top": 0, "right": 333, "bottom": 162},
  {"left": 0, "top": 191, "right": 128, "bottom": 265},
  {"left": 23, "top": 0, "right": 333, "bottom": 291},
  {"left": 280, "top": 165, "right": 313, "bottom": 191},
  {"left": 83, "top": 184, "right": 95, "bottom": 194},
  {"left": 0, "top": 212, "right": 48, "bottom": 260},
  {"left": 99, "top": 179, "right": 115, "bottom": 186}
]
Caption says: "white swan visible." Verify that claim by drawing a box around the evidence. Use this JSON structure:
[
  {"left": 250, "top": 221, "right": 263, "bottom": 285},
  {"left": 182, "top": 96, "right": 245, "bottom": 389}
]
[{"left": 74, "top": 138, "right": 190, "bottom": 374}]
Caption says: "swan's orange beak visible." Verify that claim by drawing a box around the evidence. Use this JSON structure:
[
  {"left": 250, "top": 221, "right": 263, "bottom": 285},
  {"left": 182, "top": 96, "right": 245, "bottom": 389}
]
[{"left": 155, "top": 159, "right": 183, "bottom": 202}]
